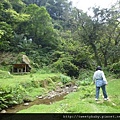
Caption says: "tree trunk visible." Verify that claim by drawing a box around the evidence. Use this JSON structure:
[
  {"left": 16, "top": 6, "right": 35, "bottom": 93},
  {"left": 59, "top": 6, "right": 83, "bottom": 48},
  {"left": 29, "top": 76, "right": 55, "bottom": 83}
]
[
  {"left": 91, "top": 43, "right": 102, "bottom": 66},
  {"left": 104, "top": 54, "right": 108, "bottom": 67}
]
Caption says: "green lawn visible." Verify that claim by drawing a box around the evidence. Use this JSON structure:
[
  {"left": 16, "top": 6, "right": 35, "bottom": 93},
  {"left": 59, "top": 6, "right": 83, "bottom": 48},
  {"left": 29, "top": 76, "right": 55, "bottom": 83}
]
[
  {"left": 0, "top": 70, "right": 59, "bottom": 87},
  {"left": 18, "top": 77, "right": 120, "bottom": 113}
]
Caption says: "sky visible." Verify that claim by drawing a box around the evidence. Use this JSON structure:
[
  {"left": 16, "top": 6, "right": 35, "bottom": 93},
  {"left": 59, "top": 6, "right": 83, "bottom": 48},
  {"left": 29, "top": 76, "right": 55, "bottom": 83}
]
[{"left": 69, "top": 0, "right": 118, "bottom": 13}]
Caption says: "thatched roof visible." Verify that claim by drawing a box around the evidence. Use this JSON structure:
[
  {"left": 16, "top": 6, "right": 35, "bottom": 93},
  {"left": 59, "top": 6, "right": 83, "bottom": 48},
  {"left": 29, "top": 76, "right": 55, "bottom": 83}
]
[
  {"left": 0, "top": 52, "right": 32, "bottom": 68},
  {"left": 22, "top": 55, "right": 31, "bottom": 68}
]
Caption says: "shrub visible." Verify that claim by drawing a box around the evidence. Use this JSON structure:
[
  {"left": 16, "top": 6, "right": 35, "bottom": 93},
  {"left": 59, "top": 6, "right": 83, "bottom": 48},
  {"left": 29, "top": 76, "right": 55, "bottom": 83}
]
[
  {"left": 0, "top": 70, "right": 13, "bottom": 79},
  {"left": 51, "top": 58, "right": 79, "bottom": 77},
  {"left": 0, "top": 86, "right": 18, "bottom": 109},
  {"left": 60, "top": 74, "right": 71, "bottom": 84},
  {"left": 110, "top": 61, "right": 120, "bottom": 74},
  {"left": 109, "top": 61, "right": 120, "bottom": 75}
]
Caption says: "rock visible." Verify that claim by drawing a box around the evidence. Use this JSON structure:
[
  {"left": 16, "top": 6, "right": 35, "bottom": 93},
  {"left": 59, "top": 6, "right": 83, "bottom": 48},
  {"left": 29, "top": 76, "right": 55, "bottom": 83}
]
[
  {"left": 73, "top": 89, "right": 77, "bottom": 92},
  {"left": 73, "top": 86, "right": 78, "bottom": 89},
  {"left": 65, "top": 87, "right": 69, "bottom": 89},
  {"left": 48, "top": 94, "right": 55, "bottom": 98},
  {"left": 55, "top": 89, "right": 63, "bottom": 92},
  {"left": 47, "top": 96, "right": 51, "bottom": 99},
  {"left": 24, "top": 103, "right": 29, "bottom": 106},
  {"left": 57, "top": 82, "right": 62, "bottom": 86},
  {"left": 1, "top": 110, "right": 7, "bottom": 113},
  {"left": 38, "top": 96, "right": 43, "bottom": 99}
]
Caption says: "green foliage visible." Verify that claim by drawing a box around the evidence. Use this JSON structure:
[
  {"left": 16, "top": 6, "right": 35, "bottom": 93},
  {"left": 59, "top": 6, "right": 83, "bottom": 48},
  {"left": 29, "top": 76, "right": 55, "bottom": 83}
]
[
  {"left": 0, "top": 0, "right": 120, "bottom": 78},
  {"left": 0, "top": 86, "right": 18, "bottom": 109},
  {"left": 111, "top": 62, "right": 120, "bottom": 73},
  {"left": 78, "top": 69, "right": 93, "bottom": 80},
  {"left": 109, "top": 61, "right": 120, "bottom": 76},
  {"left": 51, "top": 56, "right": 79, "bottom": 77},
  {"left": 1, "top": 0, "right": 12, "bottom": 10},
  {"left": 0, "top": 70, "right": 13, "bottom": 79},
  {"left": 23, "top": 5, "right": 58, "bottom": 49},
  {"left": 37, "top": 66, "right": 52, "bottom": 74},
  {"left": 9, "top": 0, "right": 26, "bottom": 13},
  {"left": 79, "top": 78, "right": 92, "bottom": 86},
  {"left": 75, "top": 69, "right": 93, "bottom": 86},
  {"left": 0, "top": 22, "right": 13, "bottom": 51},
  {"left": 78, "top": 85, "right": 94, "bottom": 99},
  {"left": 72, "top": 46, "right": 93, "bottom": 69},
  {"left": 60, "top": 74, "right": 71, "bottom": 84},
  {"left": 29, "top": 49, "right": 54, "bottom": 67}
]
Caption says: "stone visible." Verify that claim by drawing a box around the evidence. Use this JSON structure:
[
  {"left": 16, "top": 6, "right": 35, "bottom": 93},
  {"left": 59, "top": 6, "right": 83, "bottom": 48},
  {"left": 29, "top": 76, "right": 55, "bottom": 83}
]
[
  {"left": 73, "top": 89, "right": 77, "bottom": 92},
  {"left": 73, "top": 86, "right": 78, "bottom": 89},
  {"left": 1, "top": 110, "right": 6, "bottom": 113},
  {"left": 38, "top": 96, "right": 43, "bottom": 99},
  {"left": 24, "top": 103, "right": 29, "bottom": 106}
]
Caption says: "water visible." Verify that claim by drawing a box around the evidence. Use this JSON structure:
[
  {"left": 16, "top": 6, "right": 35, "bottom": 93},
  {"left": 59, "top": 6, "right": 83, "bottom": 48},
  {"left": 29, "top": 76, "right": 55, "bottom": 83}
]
[
  {"left": 5, "top": 93, "right": 67, "bottom": 113},
  {"left": 4, "top": 84, "right": 77, "bottom": 113}
]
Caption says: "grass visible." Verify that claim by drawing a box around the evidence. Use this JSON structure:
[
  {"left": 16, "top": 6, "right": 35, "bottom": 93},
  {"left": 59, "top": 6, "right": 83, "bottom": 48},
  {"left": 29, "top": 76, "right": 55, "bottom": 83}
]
[
  {"left": 18, "top": 76, "right": 120, "bottom": 113},
  {"left": 0, "top": 69, "right": 120, "bottom": 113},
  {"left": 0, "top": 69, "right": 61, "bottom": 109},
  {"left": 0, "top": 70, "right": 59, "bottom": 88}
]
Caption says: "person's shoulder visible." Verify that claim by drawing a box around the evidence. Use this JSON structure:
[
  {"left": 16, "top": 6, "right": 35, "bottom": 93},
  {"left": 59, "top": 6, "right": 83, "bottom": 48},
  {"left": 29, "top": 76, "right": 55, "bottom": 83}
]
[
  {"left": 96, "top": 70, "right": 103, "bottom": 73},
  {"left": 100, "top": 70, "right": 104, "bottom": 74}
]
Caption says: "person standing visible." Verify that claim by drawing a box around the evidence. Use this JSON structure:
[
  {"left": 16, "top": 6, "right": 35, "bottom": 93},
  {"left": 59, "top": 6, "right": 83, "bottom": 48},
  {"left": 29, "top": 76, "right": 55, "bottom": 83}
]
[{"left": 93, "top": 66, "right": 108, "bottom": 101}]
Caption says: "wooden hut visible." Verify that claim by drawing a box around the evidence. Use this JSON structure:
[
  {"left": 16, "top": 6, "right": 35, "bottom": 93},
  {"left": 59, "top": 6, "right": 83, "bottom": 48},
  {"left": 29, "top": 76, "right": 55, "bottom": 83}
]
[
  {"left": 12, "top": 63, "right": 31, "bottom": 73},
  {"left": 12, "top": 55, "right": 31, "bottom": 73}
]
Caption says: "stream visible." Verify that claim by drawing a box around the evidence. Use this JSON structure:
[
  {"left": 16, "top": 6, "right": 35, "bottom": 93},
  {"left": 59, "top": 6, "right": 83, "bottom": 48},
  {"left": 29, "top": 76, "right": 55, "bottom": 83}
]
[
  {"left": 5, "top": 94, "right": 67, "bottom": 113},
  {"left": 2, "top": 84, "right": 78, "bottom": 113}
]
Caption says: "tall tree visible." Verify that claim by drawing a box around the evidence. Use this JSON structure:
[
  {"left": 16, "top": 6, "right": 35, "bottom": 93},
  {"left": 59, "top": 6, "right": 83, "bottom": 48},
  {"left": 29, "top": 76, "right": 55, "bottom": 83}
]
[
  {"left": 69, "top": 2, "right": 120, "bottom": 67},
  {"left": 74, "top": 8, "right": 102, "bottom": 66},
  {"left": 24, "top": 4, "right": 58, "bottom": 49}
]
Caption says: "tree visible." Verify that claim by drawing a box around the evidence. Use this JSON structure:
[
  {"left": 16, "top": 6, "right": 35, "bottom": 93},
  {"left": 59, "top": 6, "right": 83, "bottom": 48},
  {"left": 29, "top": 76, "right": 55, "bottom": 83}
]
[
  {"left": 9, "top": 0, "right": 26, "bottom": 13},
  {"left": 99, "top": 9, "right": 120, "bottom": 65},
  {"left": 73, "top": 8, "right": 102, "bottom": 66},
  {"left": 72, "top": 6, "right": 120, "bottom": 67},
  {"left": 24, "top": 4, "right": 58, "bottom": 49},
  {"left": 22, "top": 0, "right": 73, "bottom": 30},
  {"left": 0, "top": 22, "right": 13, "bottom": 51}
]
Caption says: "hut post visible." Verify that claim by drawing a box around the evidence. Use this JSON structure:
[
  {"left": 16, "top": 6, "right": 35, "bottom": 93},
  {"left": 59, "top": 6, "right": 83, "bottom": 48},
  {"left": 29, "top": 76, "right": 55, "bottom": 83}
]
[{"left": 25, "top": 64, "right": 27, "bottom": 72}]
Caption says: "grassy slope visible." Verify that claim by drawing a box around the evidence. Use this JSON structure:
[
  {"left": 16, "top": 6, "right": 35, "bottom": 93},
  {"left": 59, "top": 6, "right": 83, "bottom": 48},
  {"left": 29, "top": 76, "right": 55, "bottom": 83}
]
[
  {"left": 0, "top": 70, "right": 60, "bottom": 108},
  {"left": 0, "top": 71, "right": 58, "bottom": 87},
  {"left": 18, "top": 76, "right": 120, "bottom": 113}
]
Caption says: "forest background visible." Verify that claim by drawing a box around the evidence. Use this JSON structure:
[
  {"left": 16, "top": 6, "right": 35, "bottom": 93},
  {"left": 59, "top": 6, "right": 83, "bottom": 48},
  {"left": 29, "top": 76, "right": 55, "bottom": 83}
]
[{"left": 0, "top": 0, "right": 120, "bottom": 77}]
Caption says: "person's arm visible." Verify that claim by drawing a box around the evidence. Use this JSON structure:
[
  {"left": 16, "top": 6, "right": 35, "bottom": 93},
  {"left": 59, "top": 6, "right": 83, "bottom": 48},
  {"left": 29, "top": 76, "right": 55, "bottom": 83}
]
[{"left": 102, "top": 71, "right": 108, "bottom": 84}]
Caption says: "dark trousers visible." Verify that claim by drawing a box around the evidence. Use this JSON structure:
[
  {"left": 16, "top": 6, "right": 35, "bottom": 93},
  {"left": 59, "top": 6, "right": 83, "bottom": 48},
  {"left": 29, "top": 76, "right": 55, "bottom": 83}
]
[{"left": 96, "top": 85, "right": 108, "bottom": 99}]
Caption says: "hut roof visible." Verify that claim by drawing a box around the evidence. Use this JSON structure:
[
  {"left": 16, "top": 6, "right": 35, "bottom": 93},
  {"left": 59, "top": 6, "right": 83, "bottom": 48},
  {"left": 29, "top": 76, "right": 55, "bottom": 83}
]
[{"left": 22, "top": 55, "right": 31, "bottom": 68}]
